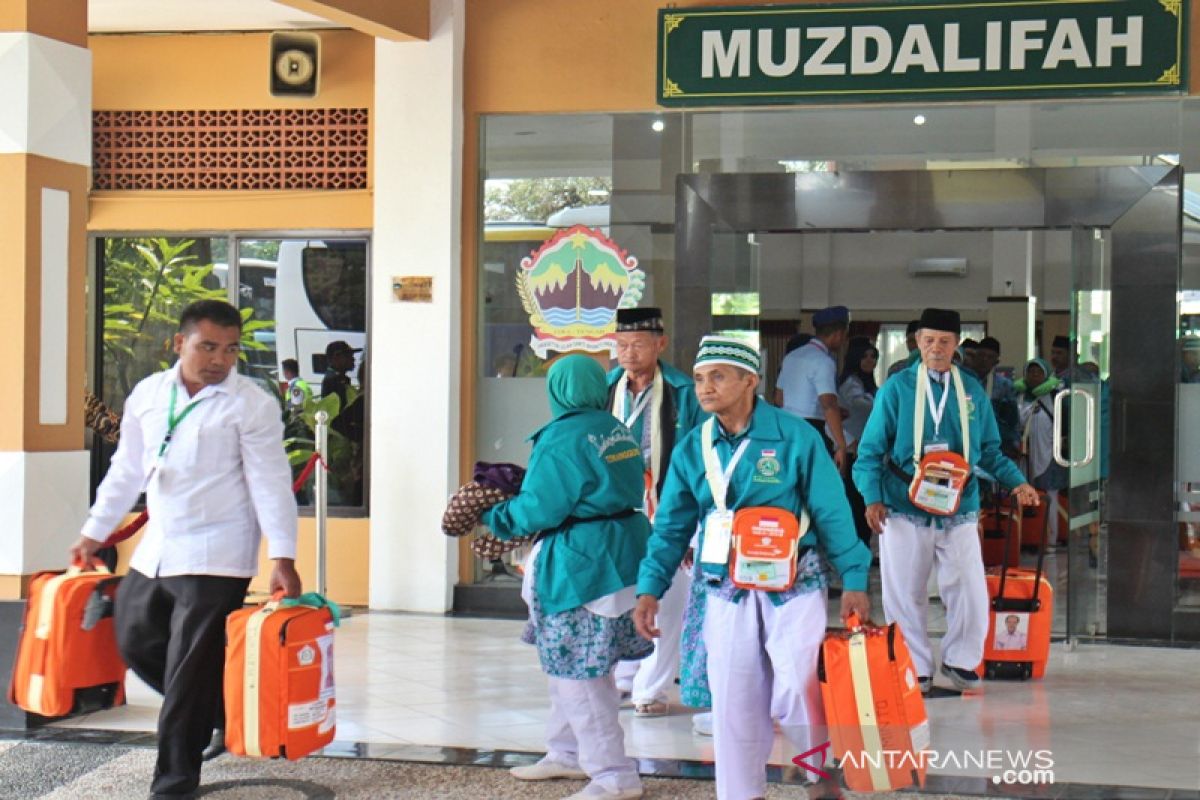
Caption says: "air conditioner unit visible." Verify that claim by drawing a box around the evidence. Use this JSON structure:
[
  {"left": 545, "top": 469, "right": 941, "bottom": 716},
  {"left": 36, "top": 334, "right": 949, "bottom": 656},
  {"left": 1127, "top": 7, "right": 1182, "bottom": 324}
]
[{"left": 908, "top": 257, "right": 968, "bottom": 277}]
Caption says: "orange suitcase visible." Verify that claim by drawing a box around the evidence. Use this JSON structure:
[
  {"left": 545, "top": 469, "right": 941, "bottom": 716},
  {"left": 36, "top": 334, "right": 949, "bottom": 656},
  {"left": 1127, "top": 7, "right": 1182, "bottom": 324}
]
[
  {"left": 8, "top": 562, "right": 126, "bottom": 717},
  {"left": 818, "top": 615, "right": 929, "bottom": 793},
  {"left": 224, "top": 593, "right": 337, "bottom": 760},
  {"left": 978, "top": 502, "right": 1053, "bottom": 680}
]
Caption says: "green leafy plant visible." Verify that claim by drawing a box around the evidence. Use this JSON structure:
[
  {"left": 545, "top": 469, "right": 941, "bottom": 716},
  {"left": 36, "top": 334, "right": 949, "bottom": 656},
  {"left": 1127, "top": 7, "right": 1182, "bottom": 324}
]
[{"left": 101, "top": 237, "right": 271, "bottom": 401}]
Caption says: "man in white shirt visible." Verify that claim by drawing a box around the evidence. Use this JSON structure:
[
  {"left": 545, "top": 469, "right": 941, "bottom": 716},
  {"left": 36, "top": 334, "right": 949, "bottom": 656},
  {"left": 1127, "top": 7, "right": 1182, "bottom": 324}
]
[
  {"left": 71, "top": 300, "right": 300, "bottom": 799},
  {"left": 774, "top": 306, "right": 850, "bottom": 471}
]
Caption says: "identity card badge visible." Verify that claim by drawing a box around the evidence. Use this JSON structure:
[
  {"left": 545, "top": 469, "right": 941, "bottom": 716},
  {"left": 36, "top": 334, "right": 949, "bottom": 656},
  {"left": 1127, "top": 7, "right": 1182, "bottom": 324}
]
[{"left": 700, "top": 509, "right": 735, "bottom": 567}]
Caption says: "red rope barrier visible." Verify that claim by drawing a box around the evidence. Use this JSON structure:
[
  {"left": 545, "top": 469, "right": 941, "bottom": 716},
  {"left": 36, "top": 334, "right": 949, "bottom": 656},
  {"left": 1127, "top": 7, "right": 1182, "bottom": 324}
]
[{"left": 102, "top": 452, "right": 326, "bottom": 547}]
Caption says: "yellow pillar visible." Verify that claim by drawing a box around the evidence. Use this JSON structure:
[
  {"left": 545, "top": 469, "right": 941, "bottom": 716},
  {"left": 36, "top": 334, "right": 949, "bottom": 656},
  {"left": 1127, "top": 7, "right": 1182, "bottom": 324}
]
[{"left": 0, "top": 0, "right": 90, "bottom": 599}]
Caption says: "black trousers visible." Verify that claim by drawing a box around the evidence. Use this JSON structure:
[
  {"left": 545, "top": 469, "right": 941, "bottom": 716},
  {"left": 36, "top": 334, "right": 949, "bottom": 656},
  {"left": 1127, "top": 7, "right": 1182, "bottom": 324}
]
[
  {"left": 804, "top": 417, "right": 836, "bottom": 455},
  {"left": 115, "top": 569, "right": 249, "bottom": 795}
]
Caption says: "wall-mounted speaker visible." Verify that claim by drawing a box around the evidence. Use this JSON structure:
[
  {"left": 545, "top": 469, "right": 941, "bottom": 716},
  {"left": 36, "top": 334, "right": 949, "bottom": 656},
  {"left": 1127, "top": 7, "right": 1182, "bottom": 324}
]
[{"left": 270, "top": 32, "right": 321, "bottom": 98}]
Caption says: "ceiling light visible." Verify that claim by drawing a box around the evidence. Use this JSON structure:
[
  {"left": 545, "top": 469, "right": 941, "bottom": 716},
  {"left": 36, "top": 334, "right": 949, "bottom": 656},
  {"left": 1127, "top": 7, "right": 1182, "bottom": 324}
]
[
  {"left": 651, "top": 119, "right": 665, "bottom": 133},
  {"left": 913, "top": 114, "right": 927, "bottom": 126}
]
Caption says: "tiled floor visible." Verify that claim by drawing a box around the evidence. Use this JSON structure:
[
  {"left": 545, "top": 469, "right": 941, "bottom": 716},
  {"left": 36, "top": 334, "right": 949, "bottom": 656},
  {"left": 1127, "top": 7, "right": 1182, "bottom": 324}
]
[{"left": 52, "top": 606, "right": 1200, "bottom": 793}]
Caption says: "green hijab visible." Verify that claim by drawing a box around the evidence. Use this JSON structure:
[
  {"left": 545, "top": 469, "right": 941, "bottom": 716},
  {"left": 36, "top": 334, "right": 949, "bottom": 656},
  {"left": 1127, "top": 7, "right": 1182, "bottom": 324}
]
[
  {"left": 1014, "top": 357, "right": 1061, "bottom": 397},
  {"left": 546, "top": 354, "right": 608, "bottom": 418}
]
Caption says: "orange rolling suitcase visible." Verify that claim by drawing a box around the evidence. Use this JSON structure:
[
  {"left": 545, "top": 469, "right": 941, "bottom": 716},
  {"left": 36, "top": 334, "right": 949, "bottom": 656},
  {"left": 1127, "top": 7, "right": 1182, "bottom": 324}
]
[
  {"left": 225, "top": 593, "right": 338, "bottom": 760},
  {"left": 818, "top": 615, "right": 929, "bottom": 793},
  {"left": 8, "top": 561, "right": 126, "bottom": 717},
  {"left": 978, "top": 501, "right": 1053, "bottom": 681}
]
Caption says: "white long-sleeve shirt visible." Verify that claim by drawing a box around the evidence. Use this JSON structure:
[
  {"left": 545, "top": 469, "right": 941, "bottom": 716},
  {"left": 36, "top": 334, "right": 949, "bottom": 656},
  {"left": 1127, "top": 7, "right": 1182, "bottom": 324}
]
[{"left": 81, "top": 364, "right": 298, "bottom": 578}]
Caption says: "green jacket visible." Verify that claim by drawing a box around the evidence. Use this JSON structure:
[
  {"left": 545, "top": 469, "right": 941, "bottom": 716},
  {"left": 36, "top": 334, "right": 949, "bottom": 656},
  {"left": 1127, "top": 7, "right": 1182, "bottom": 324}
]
[
  {"left": 637, "top": 399, "right": 871, "bottom": 598},
  {"left": 483, "top": 357, "right": 650, "bottom": 616},
  {"left": 853, "top": 361, "right": 1027, "bottom": 519},
  {"left": 606, "top": 359, "right": 706, "bottom": 494}
]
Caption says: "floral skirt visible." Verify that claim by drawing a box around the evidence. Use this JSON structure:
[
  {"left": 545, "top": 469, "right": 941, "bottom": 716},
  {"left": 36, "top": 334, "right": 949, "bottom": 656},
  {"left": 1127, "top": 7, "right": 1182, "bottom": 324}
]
[
  {"left": 522, "top": 590, "right": 653, "bottom": 681},
  {"left": 678, "top": 565, "right": 711, "bottom": 708}
]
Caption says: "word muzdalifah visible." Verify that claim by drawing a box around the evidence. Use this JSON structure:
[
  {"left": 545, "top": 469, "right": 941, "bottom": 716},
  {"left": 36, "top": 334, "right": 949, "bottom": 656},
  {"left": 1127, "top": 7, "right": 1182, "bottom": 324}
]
[{"left": 700, "top": 17, "right": 1143, "bottom": 78}]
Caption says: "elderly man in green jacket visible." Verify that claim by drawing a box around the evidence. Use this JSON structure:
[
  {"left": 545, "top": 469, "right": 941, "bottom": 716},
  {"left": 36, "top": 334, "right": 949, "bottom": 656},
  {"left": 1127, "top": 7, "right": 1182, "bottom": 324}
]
[
  {"left": 606, "top": 307, "right": 706, "bottom": 718},
  {"left": 854, "top": 308, "right": 1038, "bottom": 696},
  {"left": 634, "top": 335, "right": 872, "bottom": 800},
  {"left": 483, "top": 354, "right": 650, "bottom": 800}
]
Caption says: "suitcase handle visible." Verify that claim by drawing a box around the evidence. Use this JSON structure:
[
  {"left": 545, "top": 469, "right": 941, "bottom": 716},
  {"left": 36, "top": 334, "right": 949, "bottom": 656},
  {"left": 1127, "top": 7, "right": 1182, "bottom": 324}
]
[
  {"left": 993, "top": 491, "right": 1047, "bottom": 610},
  {"left": 67, "top": 558, "right": 111, "bottom": 576}
]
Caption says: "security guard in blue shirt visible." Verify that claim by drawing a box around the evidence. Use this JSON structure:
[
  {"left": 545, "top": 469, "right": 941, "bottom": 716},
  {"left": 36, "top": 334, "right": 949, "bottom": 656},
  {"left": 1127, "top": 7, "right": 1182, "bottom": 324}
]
[
  {"left": 774, "top": 306, "right": 850, "bottom": 471},
  {"left": 635, "top": 335, "right": 870, "bottom": 800}
]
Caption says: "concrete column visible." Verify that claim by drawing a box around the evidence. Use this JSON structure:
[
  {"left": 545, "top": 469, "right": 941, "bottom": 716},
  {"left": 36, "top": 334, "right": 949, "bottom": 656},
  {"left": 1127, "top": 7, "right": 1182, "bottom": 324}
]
[
  {"left": 369, "top": 0, "right": 463, "bottom": 611},
  {"left": 987, "top": 231, "right": 1036, "bottom": 367},
  {"left": 0, "top": 0, "right": 91, "bottom": 600}
]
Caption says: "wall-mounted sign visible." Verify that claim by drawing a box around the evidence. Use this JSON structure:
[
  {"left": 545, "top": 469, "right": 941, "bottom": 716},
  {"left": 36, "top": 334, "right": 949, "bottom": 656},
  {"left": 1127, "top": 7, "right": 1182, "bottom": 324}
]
[
  {"left": 517, "top": 225, "right": 646, "bottom": 358},
  {"left": 393, "top": 276, "right": 433, "bottom": 302},
  {"left": 658, "top": 0, "right": 1186, "bottom": 106}
]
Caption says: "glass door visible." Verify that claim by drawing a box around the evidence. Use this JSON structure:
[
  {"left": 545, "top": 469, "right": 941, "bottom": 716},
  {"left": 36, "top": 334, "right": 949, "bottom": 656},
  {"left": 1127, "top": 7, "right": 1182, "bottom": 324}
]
[{"left": 1063, "top": 226, "right": 1107, "bottom": 640}]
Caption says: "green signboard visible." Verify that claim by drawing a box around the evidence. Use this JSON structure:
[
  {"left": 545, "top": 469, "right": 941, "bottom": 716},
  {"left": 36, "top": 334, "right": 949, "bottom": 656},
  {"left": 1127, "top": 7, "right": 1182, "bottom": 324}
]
[{"left": 658, "top": 0, "right": 1187, "bottom": 106}]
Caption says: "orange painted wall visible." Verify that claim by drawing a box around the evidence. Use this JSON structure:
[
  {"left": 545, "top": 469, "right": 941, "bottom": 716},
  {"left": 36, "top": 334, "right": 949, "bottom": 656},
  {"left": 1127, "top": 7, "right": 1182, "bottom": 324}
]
[
  {"left": 89, "top": 29, "right": 375, "bottom": 231},
  {"left": 114, "top": 515, "right": 370, "bottom": 606}
]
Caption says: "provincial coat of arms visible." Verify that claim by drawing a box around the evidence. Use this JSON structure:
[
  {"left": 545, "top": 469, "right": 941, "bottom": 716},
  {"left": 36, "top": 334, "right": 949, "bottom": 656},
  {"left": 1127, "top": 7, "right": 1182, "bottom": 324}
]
[{"left": 516, "top": 224, "right": 645, "bottom": 358}]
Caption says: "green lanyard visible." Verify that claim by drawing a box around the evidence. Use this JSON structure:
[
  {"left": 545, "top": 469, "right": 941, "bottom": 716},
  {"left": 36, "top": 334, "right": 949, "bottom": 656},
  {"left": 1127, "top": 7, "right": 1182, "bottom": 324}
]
[{"left": 158, "top": 383, "right": 204, "bottom": 458}]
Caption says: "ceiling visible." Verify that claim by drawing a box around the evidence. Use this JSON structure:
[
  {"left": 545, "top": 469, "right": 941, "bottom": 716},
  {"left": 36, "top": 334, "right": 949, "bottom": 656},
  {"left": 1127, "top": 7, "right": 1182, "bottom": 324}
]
[{"left": 88, "top": 0, "right": 336, "bottom": 34}]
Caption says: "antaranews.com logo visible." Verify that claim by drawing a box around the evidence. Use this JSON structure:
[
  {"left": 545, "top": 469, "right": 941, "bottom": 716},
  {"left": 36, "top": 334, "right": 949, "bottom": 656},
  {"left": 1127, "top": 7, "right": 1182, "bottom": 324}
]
[{"left": 794, "top": 743, "right": 1055, "bottom": 786}]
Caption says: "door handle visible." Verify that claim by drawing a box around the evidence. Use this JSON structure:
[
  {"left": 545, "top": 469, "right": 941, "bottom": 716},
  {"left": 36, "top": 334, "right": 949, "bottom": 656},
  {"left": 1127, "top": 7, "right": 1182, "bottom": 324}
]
[
  {"left": 1053, "top": 388, "right": 1069, "bottom": 468},
  {"left": 1072, "top": 387, "right": 1096, "bottom": 469},
  {"left": 1052, "top": 387, "right": 1097, "bottom": 469}
]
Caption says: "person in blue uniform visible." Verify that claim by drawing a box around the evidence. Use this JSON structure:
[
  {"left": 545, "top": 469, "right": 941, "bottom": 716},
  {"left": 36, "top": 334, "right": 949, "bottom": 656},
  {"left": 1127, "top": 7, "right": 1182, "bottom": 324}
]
[
  {"left": 634, "top": 335, "right": 871, "bottom": 800},
  {"left": 774, "top": 306, "right": 850, "bottom": 470},
  {"left": 853, "top": 308, "right": 1039, "bottom": 695},
  {"left": 483, "top": 354, "right": 650, "bottom": 800}
]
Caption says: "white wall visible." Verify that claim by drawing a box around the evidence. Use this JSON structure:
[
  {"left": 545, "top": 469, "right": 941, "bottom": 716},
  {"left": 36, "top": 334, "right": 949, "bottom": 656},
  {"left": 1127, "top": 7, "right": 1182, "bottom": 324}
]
[
  {"left": 756, "top": 229, "right": 1074, "bottom": 316},
  {"left": 369, "top": 0, "right": 464, "bottom": 611}
]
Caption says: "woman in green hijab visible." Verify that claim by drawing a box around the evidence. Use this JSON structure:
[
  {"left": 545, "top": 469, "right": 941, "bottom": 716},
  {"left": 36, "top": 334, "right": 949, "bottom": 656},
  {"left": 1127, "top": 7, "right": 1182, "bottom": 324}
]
[
  {"left": 483, "top": 354, "right": 651, "bottom": 800},
  {"left": 1015, "top": 358, "right": 1067, "bottom": 540}
]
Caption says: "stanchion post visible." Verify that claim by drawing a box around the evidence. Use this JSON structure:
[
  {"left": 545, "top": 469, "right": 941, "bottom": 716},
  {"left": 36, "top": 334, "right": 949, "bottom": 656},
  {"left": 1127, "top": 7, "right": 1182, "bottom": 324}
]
[{"left": 314, "top": 410, "right": 329, "bottom": 599}]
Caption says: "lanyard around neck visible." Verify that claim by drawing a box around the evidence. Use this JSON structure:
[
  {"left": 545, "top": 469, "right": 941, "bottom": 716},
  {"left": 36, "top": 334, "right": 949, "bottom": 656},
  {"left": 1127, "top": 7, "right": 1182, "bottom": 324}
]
[
  {"left": 913, "top": 366, "right": 970, "bottom": 468},
  {"left": 701, "top": 417, "right": 751, "bottom": 513},
  {"left": 159, "top": 382, "right": 205, "bottom": 457},
  {"left": 618, "top": 385, "right": 653, "bottom": 429}
]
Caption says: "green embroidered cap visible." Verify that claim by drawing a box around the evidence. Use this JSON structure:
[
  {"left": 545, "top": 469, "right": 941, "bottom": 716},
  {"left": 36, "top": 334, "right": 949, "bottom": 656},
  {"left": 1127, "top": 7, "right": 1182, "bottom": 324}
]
[{"left": 695, "top": 335, "right": 760, "bottom": 374}]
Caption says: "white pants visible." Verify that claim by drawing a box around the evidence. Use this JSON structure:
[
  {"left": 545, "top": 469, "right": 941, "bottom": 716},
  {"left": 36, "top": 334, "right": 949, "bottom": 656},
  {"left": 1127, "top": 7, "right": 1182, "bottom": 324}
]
[
  {"left": 544, "top": 674, "right": 642, "bottom": 795},
  {"left": 614, "top": 566, "right": 688, "bottom": 704},
  {"left": 704, "top": 589, "right": 828, "bottom": 800},
  {"left": 879, "top": 514, "right": 989, "bottom": 677}
]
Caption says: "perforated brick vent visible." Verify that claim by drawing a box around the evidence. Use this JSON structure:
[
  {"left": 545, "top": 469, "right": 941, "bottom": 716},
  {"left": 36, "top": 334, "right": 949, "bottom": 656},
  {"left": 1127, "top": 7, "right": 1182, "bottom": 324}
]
[{"left": 92, "top": 108, "right": 369, "bottom": 191}]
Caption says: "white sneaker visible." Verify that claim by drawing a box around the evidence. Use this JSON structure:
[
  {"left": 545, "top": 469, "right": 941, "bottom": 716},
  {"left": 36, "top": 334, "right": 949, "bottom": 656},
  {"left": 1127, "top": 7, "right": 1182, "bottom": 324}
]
[
  {"left": 509, "top": 759, "right": 588, "bottom": 781},
  {"left": 691, "top": 712, "right": 713, "bottom": 736},
  {"left": 560, "top": 786, "right": 644, "bottom": 800}
]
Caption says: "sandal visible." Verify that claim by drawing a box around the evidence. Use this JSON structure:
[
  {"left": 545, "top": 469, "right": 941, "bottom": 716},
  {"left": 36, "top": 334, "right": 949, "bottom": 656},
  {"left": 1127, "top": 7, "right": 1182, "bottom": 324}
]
[{"left": 634, "top": 701, "right": 669, "bottom": 718}]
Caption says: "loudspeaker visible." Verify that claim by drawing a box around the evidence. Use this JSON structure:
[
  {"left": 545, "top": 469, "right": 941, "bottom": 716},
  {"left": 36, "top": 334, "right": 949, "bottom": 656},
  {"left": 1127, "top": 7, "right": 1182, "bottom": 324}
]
[{"left": 269, "top": 32, "right": 321, "bottom": 98}]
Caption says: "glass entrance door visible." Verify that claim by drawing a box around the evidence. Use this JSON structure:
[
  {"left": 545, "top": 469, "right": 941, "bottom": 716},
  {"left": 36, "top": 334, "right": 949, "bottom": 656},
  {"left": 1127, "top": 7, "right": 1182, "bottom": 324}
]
[{"left": 1062, "top": 226, "right": 1108, "bottom": 640}]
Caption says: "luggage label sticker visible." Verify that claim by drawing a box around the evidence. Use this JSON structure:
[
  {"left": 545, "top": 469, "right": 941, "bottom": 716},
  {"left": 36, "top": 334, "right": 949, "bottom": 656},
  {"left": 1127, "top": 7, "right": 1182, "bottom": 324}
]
[
  {"left": 318, "top": 634, "right": 335, "bottom": 701},
  {"left": 288, "top": 698, "right": 330, "bottom": 730}
]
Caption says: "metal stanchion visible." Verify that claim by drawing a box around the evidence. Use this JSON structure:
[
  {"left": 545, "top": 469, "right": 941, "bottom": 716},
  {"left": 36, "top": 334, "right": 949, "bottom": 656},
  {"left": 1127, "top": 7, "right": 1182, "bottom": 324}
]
[{"left": 313, "top": 410, "right": 329, "bottom": 599}]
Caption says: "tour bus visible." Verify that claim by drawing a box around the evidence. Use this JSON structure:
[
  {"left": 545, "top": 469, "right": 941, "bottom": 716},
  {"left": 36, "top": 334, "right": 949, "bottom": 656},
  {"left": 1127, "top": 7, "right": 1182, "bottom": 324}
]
[{"left": 216, "top": 239, "right": 368, "bottom": 394}]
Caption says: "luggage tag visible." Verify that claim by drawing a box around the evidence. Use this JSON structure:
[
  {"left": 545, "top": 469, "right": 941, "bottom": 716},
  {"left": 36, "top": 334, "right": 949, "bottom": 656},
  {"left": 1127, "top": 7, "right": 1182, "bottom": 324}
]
[
  {"left": 699, "top": 509, "right": 734, "bottom": 582},
  {"left": 699, "top": 418, "right": 751, "bottom": 584}
]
